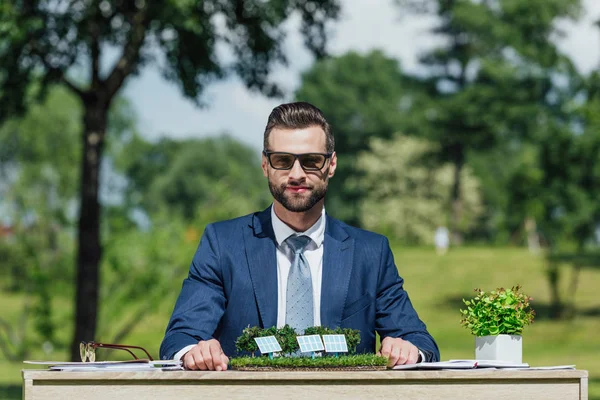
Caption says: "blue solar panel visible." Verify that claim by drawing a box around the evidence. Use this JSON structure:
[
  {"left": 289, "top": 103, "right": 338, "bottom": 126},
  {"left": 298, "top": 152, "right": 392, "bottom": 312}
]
[
  {"left": 322, "top": 334, "right": 348, "bottom": 353},
  {"left": 254, "top": 336, "right": 282, "bottom": 354},
  {"left": 297, "top": 335, "right": 325, "bottom": 353}
]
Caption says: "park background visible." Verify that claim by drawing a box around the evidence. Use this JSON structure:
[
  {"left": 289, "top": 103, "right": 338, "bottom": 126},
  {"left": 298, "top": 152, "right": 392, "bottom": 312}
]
[{"left": 1, "top": 0, "right": 599, "bottom": 398}]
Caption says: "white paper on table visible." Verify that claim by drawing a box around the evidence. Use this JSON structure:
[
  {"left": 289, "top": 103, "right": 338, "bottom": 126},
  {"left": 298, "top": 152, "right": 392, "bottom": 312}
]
[
  {"left": 25, "top": 359, "right": 183, "bottom": 371},
  {"left": 515, "top": 365, "right": 576, "bottom": 370},
  {"left": 450, "top": 359, "right": 529, "bottom": 368},
  {"left": 148, "top": 360, "right": 182, "bottom": 366},
  {"left": 392, "top": 360, "right": 477, "bottom": 370},
  {"left": 49, "top": 365, "right": 157, "bottom": 372}
]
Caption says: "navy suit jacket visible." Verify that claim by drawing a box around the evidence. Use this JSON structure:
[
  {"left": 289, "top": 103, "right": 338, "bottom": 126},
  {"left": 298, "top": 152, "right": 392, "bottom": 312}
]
[{"left": 160, "top": 207, "right": 439, "bottom": 362}]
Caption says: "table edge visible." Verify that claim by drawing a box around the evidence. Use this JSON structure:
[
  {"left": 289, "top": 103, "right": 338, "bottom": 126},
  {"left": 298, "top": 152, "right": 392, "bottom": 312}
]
[{"left": 22, "top": 369, "right": 589, "bottom": 381}]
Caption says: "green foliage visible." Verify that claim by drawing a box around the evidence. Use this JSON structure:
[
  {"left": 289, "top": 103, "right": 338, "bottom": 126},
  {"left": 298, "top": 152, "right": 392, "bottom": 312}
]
[
  {"left": 235, "top": 326, "right": 263, "bottom": 354},
  {"left": 236, "top": 326, "right": 362, "bottom": 356},
  {"left": 356, "top": 134, "right": 482, "bottom": 244},
  {"left": 115, "top": 134, "right": 270, "bottom": 220},
  {"left": 0, "top": 86, "right": 81, "bottom": 225},
  {"left": 396, "top": 0, "right": 583, "bottom": 243},
  {"left": 460, "top": 285, "right": 535, "bottom": 336},
  {"left": 0, "top": 86, "right": 82, "bottom": 355},
  {"left": 230, "top": 354, "right": 387, "bottom": 369},
  {"left": 273, "top": 325, "right": 299, "bottom": 355},
  {"left": 0, "top": 241, "right": 27, "bottom": 292}
]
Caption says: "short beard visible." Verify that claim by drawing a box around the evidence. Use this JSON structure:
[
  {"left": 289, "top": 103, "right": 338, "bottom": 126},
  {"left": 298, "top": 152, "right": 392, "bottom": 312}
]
[{"left": 269, "top": 180, "right": 327, "bottom": 213}]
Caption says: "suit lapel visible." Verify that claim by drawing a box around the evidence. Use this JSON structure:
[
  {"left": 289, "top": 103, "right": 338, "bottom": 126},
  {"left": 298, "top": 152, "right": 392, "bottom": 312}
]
[
  {"left": 243, "top": 207, "right": 278, "bottom": 329},
  {"left": 321, "top": 216, "right": 354, "bottom": 329}
]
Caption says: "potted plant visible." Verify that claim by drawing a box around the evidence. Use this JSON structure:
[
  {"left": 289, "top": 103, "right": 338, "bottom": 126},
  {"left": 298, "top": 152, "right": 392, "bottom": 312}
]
[{"left": 460, "top": 285, "right": 535, "bottom": 363}]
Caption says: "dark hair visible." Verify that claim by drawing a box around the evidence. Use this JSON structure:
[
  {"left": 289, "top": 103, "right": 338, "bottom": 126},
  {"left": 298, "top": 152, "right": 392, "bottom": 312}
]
[{"left": 263, "top": 102, "right": 334, "bottom": 153}]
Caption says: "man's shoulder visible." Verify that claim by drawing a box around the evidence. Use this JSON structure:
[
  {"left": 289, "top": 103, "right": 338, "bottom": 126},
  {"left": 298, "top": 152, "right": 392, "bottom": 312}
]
[
  {"left": 207, "top": 212, "right": 257, "bottom": 231},
  {"left": 327, "top": 215, "right": 389, "bottom": 244}
]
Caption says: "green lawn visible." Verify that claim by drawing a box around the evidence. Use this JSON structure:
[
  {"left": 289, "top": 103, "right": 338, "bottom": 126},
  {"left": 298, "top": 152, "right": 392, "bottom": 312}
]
[{"left": 1, "top": 247, "right": 599, "bottom": 399}]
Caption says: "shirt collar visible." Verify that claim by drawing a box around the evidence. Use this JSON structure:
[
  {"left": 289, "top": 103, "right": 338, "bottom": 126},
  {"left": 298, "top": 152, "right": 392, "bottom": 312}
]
[{"left": 271, "top": 205, "right": 326, "bottom": 248}]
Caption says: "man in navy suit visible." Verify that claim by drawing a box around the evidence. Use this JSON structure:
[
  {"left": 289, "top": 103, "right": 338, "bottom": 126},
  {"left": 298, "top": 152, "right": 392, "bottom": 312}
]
[{"left": 160, "top": 102, "right": 439, "bottom": 370}]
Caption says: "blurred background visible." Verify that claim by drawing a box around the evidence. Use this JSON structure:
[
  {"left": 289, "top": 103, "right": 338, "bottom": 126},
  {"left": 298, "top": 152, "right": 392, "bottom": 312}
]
[{"left": 1, "top": 0, "right": 599, "bottom": 398}]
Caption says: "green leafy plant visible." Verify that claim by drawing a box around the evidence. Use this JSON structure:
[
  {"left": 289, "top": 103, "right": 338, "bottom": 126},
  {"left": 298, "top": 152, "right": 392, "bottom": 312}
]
[
  {"left": 460, "top": 285, "right": 535, "bottom": 336},
  {"left": 235, "top": 326, "right": 263, "bottom": 355},
  {"left": 274, "top": 325, "right": 300, "bottom": 355}
]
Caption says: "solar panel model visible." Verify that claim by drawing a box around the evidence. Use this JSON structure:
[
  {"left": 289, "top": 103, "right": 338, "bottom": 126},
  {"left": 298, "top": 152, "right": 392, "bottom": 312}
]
[
  {"left": 254, "top": 336, "right": 282, "bottom": 355},
  {"left": 296, "top": 335, "right": 325, "bottom": 353},
  {"left": 322, "top": 334, "right": 349, "bottom": 353}
]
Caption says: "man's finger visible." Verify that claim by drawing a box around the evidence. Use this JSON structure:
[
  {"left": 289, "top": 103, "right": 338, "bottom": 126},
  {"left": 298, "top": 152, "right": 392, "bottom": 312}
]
[
  {"left": 194, "top": 348, "right": 210, "bottom": 370},
  {"left": 183, "top": 352, "right": 197, "bottom": 370},
  {"left": 406, "top": 345, "right": 419, "bottom": 364},
  {"left": 209, "top": 342, "right": 224, "bottom": 371},
  {"left": 398, "top": 341, "right": 413, "bottom": 365},
  {"left": 388, "top": 343, "right": 402, "bottom": 367},
  {"left": 220, "top": 353, "right": 230, "bottom": 371},
  {"left": 200, "top": 342, "right": 215, "bottom": 370},
  {"left": 379, "top": 338, "right": 393, "bottom": 357}
]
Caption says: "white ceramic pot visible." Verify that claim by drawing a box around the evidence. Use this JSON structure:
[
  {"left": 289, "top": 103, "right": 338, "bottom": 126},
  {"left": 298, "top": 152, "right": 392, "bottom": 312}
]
[{"left": 475, "top": 334, "right": 522, "bottom": 363}]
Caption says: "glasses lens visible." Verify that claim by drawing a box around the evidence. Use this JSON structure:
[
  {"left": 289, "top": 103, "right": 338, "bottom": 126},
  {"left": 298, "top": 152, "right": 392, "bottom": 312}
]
[
  {"left": 299, "top": 154, "right": 326, "bottom": 170},
  {"left": 87, "top": 345, "right": 96, "bottom": 362},
  {"left": 80, "top": 342, "right": 87, "bottom": 362},
  {"left": 269, "top": 153, "right": 295, "bottom": 169}
]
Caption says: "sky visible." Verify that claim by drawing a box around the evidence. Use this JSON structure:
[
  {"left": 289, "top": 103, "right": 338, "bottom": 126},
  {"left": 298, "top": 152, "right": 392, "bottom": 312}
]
[{"left": 121, "top": 0, "right": 600, "bottom": 150}]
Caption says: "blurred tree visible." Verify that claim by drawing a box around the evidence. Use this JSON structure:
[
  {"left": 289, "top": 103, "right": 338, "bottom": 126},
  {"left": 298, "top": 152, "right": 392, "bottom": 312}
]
[
  {"left": 295, "top": 50, "right": 409, "bottom": 224},
  {"left": 486, "top": 64, "right": 600, "bottom": 318},
  {"left": 539, "top": 74, "right": 600, "bottom": 318},
  {"left": 114, "top": 134, "right": 270, "bottom": 220},
  {"left": 0, "top": 0, "right": 340, "bottom": 360},
  {"left": 356, "top": 134, "right": 482, "bottom": 244},
  {"left": 0, "top": 87, "right": 81, "bottom": 359},
  {"left": 397, "top": 0, "right": 582, "bottom": 244}
]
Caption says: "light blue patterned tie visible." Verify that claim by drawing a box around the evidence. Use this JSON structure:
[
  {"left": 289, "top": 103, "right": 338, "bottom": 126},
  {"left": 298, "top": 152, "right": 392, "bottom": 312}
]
[{"left": 285, "top": 235, "right": 314, "bottom": 334}]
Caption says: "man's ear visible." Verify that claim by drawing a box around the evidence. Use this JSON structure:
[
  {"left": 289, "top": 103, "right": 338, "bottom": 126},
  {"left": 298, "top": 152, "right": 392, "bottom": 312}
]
[
  {"left": 328, "top": 151, "right": 337, "bottom": 178},
  {"left": 261, "top": 154, "right": 269, "bottom": 177}
]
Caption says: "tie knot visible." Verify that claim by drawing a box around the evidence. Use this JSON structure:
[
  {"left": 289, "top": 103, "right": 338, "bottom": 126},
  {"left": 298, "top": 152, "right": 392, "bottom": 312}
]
[{"left": 286, "top": 235, "right": 311, "bottom": 254}]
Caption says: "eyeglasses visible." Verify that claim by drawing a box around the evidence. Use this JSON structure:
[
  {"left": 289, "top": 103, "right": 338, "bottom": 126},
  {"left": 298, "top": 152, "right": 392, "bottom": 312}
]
[
  {"left": 80, "top": 341, "right": 154, "bottom": 362},
  {"left": 263, "top": 151, "right": 332, "bottom": 171}
]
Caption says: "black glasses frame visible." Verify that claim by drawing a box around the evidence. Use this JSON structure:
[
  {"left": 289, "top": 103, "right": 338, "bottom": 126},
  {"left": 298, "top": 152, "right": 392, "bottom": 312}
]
[{"left": 263, "top": 150, "right": 333, "bottom": 171}]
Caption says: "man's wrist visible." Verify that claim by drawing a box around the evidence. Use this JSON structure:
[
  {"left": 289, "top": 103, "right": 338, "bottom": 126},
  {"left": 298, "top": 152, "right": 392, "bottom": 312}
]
[{"left": 173, "top": 344, "right": 195, "bottom": 361}]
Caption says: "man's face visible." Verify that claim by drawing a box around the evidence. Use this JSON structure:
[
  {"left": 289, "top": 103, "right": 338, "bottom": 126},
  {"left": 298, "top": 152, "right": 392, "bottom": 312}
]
[{"left": 262, "top": 126, "right": 336, "bottom": 213}]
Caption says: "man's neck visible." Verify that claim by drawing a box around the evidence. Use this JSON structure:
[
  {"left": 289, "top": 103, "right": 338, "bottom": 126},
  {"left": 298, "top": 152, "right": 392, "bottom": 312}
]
[{"left": 273, "top": 201, "right": 324, "bottom": 232}]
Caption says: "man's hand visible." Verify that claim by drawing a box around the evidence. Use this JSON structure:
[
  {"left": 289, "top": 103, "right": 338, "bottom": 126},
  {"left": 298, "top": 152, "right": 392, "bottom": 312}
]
[
  {"left": 377, "top": 337, "right": 420, "bottom": 367},
  {"left": 182, "top": 339, "right": 229, "bottom": 371}
]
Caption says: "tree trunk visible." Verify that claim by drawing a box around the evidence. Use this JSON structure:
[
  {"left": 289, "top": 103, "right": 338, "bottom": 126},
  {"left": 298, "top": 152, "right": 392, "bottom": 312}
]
[
  {"left": 450, "top": 152, "right": 464, "bottom": 245},
  {"left": 565, "top": 243, "right": 585, "bottom": 319},
  {"left": 546, "top": 260, "right": 563, "bottom": 319},
  {"left": 70, "top": 97, "right": 108, "bottom": 361}
]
